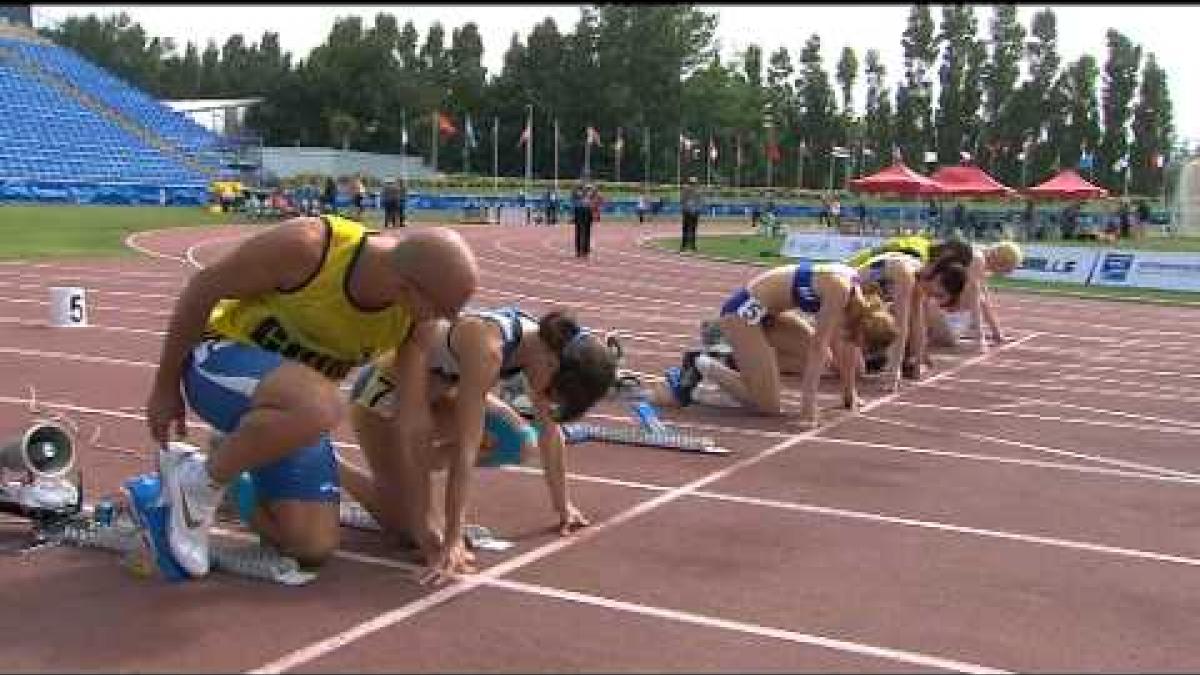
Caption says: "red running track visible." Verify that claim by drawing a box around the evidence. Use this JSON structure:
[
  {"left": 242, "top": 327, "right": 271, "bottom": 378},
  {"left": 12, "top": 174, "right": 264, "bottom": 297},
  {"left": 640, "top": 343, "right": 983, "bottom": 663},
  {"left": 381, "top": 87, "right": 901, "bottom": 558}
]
[{"left": 1, "top": 219, "right": 1199, "bottom": 673}]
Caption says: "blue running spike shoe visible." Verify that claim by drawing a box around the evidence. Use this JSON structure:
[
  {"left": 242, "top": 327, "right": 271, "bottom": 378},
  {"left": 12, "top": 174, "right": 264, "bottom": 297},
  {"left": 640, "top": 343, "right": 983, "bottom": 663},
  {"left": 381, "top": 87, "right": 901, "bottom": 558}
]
[
  {"left": 664, "top": 366, "right": 694, "bottom": 406},
  {"left": 123, "top": 473, "right": 190, "bottom": 582}
]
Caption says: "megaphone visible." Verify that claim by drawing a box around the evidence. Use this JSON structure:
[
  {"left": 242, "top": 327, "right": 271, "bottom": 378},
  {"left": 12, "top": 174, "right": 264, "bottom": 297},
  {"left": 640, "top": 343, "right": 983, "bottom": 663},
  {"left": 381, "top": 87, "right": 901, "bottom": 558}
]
[{"left": 0, "top": 420, "right": 75, "bottom": 479}]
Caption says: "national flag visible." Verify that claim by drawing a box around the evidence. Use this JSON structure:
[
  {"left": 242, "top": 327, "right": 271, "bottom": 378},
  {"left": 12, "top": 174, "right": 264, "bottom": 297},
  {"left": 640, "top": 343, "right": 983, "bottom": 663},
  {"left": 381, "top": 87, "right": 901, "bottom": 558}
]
[
  {"left": 1153, "top": 153, "right": 1166, "bottom": 168},
  {"left": 437, "top": 111, "right": 457, "bottom": 137},
  {"left": 586, "top": 126, "right": 602, "bottom": 147},
  {"left": 766, "top": 141, "right": 781, "bottom": 164},
  {"left": 614, "top": 127, "right": 624, "bottom": 154},
  {"left": 1113, "top": 155, "right": 1129, "bottom": 171},
  {"left": 922, "top": 150, "right": 938, "bottom": 163},
  {"left": 959, "top": 150, "right": 972, "bottom": 163},
  {"left": 517, "top": 122, "right": 530, "bottom": 148},
  {"left": 464, "top": 114, "right": 477, "bottom": 148},
  {"left": 832, "top": 146, "right": 851, "bottom": 158},
  {"left": 708, "top": 137, "right": 718, "bottom": 162}
]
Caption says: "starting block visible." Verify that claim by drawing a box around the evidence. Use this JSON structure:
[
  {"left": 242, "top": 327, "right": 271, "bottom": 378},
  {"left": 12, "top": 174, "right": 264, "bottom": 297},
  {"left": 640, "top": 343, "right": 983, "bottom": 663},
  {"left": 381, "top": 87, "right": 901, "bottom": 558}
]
[
  {"left": 40, "top": 507, "right": 316, "bottom": 585},
  {"left": 338, "top": 499, "right": 513, "bottom": 552},
  {"left": 562, "top": 423, "right": 730, "bottom": 455}
]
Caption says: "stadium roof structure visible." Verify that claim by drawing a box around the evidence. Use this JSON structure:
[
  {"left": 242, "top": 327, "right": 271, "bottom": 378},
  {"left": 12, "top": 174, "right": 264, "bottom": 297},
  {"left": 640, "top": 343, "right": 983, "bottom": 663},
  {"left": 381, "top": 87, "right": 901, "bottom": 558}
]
[
  {"left": 848, "top": 162, "right": 945, "bottom": 195},
  {"left": 929, "top": 164, "right": 1017, "bottom": 198},
  {"left": 1024, "top": 169, "right": 1110, "bottom": 200}
]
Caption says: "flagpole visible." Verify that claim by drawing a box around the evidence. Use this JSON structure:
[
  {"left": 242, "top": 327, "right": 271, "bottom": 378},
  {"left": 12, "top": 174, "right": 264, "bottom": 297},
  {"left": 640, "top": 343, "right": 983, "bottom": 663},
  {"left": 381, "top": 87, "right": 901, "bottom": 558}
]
[
  {"left": 553, "top": 117, "right": 560, "bottom": 194},
  {"left": 401, "top": 109, "right": 408, "bottom": 184},
  {"left": 643, "top": 125, "right": 650, "bottom": 186},
  {"left": 615, "top": 127, "right": 622, "bottom": 183},
  {"left": 492, "top": 115, "right": 498, "bottom": 199},
  {"left": 524, "top": 104, "right": 532, "bottom": 198},
  {"left": 583, "top": 129, "right": 592, "bottom": 180},
  {"left": 705, "top": 133, "right": 712, "bottom": 188},
  {"left": 431, "top": 109, "right": 438, "bottom": 175},
  {"left": 676, "top": 130, "right": 682, "bottom": 189},
  {"left": 462, "top": 114, "right": 469, "bottom": 175},
  {"left": 735, "top": 133, "right": 741, "bottom": 189}
]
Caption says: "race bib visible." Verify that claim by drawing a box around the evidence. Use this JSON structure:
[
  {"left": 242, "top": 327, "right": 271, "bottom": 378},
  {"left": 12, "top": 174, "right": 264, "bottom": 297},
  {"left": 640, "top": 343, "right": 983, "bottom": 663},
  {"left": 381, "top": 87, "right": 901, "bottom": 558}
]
[
  {"left": 351, "top": 364, "right": 396, "bottom": 414},
  {"left": 734, "top": 295, "right": 768, "bottom": 326}
]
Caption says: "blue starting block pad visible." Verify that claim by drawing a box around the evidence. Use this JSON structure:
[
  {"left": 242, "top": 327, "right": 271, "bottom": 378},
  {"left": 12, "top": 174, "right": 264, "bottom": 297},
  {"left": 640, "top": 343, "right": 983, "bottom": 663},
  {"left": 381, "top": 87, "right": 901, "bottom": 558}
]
[{"left": 562, "top": 423, "right": 730, "bottom": 455}]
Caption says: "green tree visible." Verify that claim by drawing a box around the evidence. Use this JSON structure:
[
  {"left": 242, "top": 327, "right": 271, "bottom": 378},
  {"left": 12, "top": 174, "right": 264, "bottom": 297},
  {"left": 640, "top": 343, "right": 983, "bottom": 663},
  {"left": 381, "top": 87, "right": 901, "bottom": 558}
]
[
  {"left": 934, "top": 4, "right": 979, "bottom": 164},
  {"left": 1129, "top": 53, "right": 1174, "bottom": 196},
  {"left": 862, "top": 49, "right": 894, "bottom": 173},
  {"left": 981, "top": 4, "right": 1024, "bottom": 173},
  {"left": 1053, "top": 55, "right": 1102, "bottom": 177},
  {"left": 1098, "top": 29, "right": 1142, "bottom": 191},
  {"left": 795, "top": 34, "right": 837, "bottom": 188},
  {"left": 895, "top": 3, "right": 938, "bottom": 168}
]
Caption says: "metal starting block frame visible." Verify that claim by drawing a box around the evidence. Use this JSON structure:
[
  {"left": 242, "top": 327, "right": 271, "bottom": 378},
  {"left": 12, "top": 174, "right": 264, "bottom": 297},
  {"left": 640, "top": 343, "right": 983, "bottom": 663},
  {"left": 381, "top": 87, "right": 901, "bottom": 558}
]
[
  {"left": 29, "top": 510, "right": 317, "bottom": 585},
  {"left": 338, "top": 500, "right": 513, "bottom": 552},
  {"left": 562, "top": 423, "right": 730, "bottom": 455}
]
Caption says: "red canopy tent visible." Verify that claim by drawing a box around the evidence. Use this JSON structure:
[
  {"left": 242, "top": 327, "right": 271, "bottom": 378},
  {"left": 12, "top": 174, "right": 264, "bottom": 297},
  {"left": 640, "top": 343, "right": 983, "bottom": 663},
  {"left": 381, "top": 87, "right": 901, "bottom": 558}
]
[
  {"left": 929, "top": 164, "right": 1017, "bottom": 197},
  {"left": 848, "top": 162, "right": 945, "bottom": 195},
  {"left": 1024, "top": 169, "right": 1109, "bottom": 200}
]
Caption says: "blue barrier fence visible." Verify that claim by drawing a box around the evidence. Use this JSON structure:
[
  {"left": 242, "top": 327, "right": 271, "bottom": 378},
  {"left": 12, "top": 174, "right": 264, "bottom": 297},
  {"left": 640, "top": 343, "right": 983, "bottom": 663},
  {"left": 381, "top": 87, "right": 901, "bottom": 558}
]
[
  {"left": 0, "top": 182, "right": 1170, "bottom": 226},
  {"left": 0, "top": 179, "right": 209, "bottom": 206}
]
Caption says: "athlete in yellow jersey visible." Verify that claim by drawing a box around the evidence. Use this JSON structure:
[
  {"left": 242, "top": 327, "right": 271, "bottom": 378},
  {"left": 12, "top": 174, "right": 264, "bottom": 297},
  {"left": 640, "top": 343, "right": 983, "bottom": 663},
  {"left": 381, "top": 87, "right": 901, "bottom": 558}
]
[{"left": 136, "top": 215, "right": 478, "bottom": 580}]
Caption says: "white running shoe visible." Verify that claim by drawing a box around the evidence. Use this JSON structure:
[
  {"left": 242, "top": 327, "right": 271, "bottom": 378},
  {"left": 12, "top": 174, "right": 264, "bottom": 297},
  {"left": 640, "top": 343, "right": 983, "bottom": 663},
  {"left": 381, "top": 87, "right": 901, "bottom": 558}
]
[{"left": 159, "top": 442, "right": 223, "bottom": 577}]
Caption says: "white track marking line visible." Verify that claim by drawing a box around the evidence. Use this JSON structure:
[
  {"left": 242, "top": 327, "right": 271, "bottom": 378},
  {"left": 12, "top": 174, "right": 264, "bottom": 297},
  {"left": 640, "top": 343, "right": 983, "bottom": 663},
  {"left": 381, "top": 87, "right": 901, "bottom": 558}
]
[
  {"left": 123, "top": 230, "right": 190, "bottom": 264},
  {"left": 943, "top": 375, "right": 1200, "bottom": 404},
  {"left": 920, "top": 382, "right": 1200, "bottom": 430},
  {"left": 247, "top": 335, "right": 1036, "bottom": 674},
  {"left": 5, "top": 392, "right": 1188, "bottom": 489},
  {"left": 486, "top": 579, "right": 1011, "bottom": 675},
  {"left": 810, "top": 435, "right": 1200, "bottom": 484},
  {"left": 886, "top": 401, "right": 1200, "bottom": 436},
  {"left": 856, "top": 415, "right": 1200, "bottom": 480},
  {"left": 689, "top": 489, "right": 1200, "bottom": 568}
]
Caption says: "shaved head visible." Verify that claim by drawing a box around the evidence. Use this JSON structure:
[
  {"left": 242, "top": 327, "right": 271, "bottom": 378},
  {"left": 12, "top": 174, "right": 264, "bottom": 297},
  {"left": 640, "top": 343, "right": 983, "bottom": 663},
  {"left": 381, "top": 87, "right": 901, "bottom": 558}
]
[{"left": 391, "top": 227, "right": 478, "bottom": 319}]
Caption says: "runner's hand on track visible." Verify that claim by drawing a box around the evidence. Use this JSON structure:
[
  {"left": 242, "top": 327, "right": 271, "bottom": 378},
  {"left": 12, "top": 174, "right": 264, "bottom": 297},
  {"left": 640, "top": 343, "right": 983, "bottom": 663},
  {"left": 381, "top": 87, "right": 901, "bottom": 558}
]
[
  {"left": 558, "top": 503, "right": 590, "bottom": 536},
  {"left": 146, "top": 385, "right": 187, "bottom": 444},
  {"left": 418, "top": 540, "right": 476, "bottom": 586}
]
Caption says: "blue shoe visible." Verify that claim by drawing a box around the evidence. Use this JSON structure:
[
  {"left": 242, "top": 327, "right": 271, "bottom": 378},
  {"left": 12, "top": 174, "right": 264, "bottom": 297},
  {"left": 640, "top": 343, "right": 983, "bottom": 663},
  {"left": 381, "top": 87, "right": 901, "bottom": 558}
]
[
  {"left": 122, "top": 473, "right": 190, "bottom": 582},
  {"left": 664, "top": 366, "right": 694, "bottom": 406}
]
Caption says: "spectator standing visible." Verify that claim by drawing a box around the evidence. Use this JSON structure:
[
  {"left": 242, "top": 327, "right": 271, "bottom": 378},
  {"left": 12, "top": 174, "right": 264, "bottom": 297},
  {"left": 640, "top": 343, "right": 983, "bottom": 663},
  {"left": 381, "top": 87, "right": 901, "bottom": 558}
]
[
  {"left": 382, "top": 178, "right": 402, "bottom": 228},
  {"left": 636, "top": 192, "right": 649, "bottom": 224},
  {"left": 1135, "top": 199, "right": 1151, "bottom": 239},
  {"left": 322, "top": 176, "right": 337, "bottom": 214},
  {"left": 680, "top": 177, "right": 703, "bottom": 252},
  {"left": 352, "top": 174, "right": 367, "bottom": 220},
  {"left": 829, "top": 196, "right": 842, "bottom": 229},
  {"left": 590, "top": 185, "right": 604, "bottom": 224},
  {"left": 571, "top": 182, "right": 593, "bottom": 258}
]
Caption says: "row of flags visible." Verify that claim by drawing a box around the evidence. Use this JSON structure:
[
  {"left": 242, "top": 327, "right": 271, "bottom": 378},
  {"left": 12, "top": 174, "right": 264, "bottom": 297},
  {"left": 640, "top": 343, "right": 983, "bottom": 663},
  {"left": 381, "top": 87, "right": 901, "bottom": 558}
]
[{"left": 419, "top": 110, "right": 1170, "bottom": 172}]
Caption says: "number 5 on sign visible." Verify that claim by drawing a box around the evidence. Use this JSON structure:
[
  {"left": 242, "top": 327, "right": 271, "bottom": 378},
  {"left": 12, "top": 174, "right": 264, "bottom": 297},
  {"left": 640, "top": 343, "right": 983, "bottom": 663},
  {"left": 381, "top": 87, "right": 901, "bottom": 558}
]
[{"left": 49, "top": 287, "right": 88, "bottom": 327}]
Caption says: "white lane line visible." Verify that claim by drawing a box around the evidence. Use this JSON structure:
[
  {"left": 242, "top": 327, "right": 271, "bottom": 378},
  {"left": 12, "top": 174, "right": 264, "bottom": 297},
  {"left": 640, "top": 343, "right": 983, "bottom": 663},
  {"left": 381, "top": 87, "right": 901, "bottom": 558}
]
[
  {"left": 247, "top": 335, "right": 1036, "bottom": 674},
  {"left": 810, "top": 436, "right": 1200, "bottom": 485},
  {"left": 942, "top": 375, "right": 1200, "bottom": 405},
  {"left": 691, "top": 489, "right": 1200, "bottom": 568},
  {"left": 856, "top": 415, "right": 1200, "bottom": 480},
  {"left": 886, "top": 401, "right": 1200, "bottom": 436},
  {"left": 486, "top": 579, "right": 1010, "bottom": 675},
  {"left": 919, "top": 382, "right": 1200, "bottom": 430},
  {"left": 123, "top": 229, "right": 190, "bottom": 264}
]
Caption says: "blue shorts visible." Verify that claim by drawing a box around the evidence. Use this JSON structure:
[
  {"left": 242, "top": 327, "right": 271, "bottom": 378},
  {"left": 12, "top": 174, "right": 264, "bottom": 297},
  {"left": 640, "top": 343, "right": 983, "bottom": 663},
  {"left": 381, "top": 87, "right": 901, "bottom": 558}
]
[
  {"left": 719, "top": 288, "right": 772, "bottom": 327},
  {"left": 182, "top": 339, "right": 340, "bottom": 504}
]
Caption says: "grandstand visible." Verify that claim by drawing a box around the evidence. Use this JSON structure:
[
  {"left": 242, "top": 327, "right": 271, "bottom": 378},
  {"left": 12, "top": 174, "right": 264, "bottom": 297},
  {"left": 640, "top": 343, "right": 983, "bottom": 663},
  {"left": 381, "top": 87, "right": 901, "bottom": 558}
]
[{"left": 0, "top": 23, "right": 226, "bottom": 204}]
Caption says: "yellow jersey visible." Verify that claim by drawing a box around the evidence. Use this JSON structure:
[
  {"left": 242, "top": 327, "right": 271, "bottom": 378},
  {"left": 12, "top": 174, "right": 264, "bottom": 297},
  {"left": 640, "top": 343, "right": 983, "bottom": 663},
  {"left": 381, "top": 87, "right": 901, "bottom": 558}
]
[
  {"left": 845, "top": 234, "right": 933, "bottom": 267},
  {"left": 207, "top": 215, "right": 414, "bottom": 379}
]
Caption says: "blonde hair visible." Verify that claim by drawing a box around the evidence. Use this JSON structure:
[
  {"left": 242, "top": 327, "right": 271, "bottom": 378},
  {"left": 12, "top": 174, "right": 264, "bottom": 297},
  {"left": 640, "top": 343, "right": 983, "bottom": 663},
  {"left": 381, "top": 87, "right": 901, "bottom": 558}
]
[
  {"left": 846, "top": 285, "right": 898, "bottom": 352},
  {"left": 989, "top": 241, "right": 1023, "bottom": 274}
]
